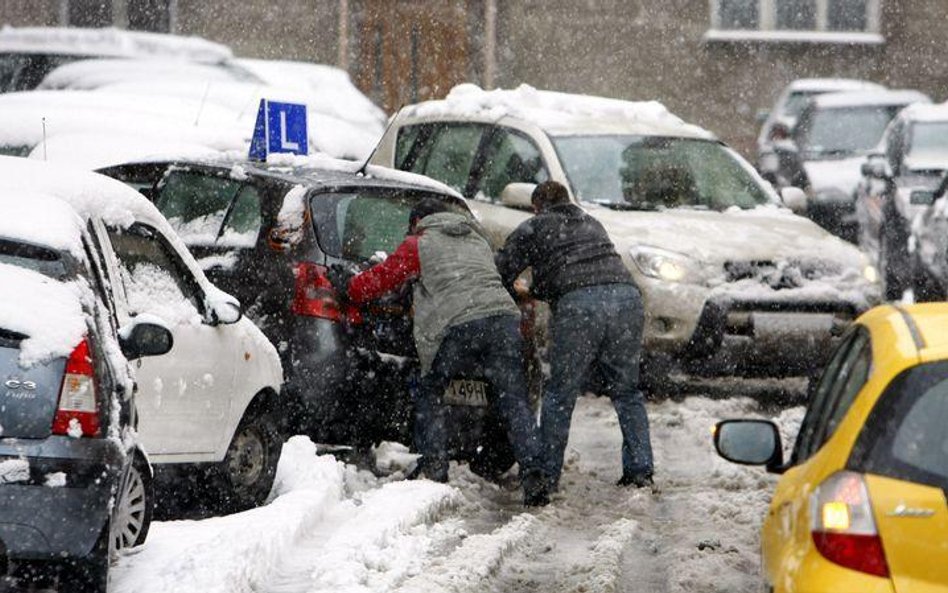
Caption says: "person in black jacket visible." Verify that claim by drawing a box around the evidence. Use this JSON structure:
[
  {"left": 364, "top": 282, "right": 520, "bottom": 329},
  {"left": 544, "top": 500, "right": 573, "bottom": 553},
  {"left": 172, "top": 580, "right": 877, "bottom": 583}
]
[{"left": 496, "top": 181, "right": 654, "bottom": 490}]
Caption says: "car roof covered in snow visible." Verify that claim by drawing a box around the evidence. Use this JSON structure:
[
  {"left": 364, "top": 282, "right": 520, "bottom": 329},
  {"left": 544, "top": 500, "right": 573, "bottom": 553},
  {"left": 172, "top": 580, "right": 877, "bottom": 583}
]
[
  {"left": 0, "top": 26, "right": 232, "bottom": 63},
  {"left": 30, "top": 132, "right": 223, "bottom": 171},
  {"left": 38, "top": 57, "right": 261, "bottom": 90},
  {"left": 896, "top": 102, "right": 948, "bottom": 123},
  {"left": 401, "top": 83, "right": 715, "bottom": 140},
  {"left": 812, "top": 89, "right": 931, "bottom": 109},
  {"left": 0, "top": 90, "right": 247, "bottom": 153},
  {"left": 785, "top": 78, "right": 884, "bottom": 93}
]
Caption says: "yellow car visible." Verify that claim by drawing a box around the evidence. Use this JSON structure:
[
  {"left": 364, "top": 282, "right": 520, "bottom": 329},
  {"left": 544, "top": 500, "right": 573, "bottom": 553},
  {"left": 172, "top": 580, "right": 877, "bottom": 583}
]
[{"left": 714, "top": 303, "right": 947, "bottom": 593}]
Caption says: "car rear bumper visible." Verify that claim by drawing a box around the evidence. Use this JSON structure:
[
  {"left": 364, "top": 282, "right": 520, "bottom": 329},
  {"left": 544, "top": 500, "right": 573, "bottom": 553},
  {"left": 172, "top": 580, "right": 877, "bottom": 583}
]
[{"left": 0, "top": 437, "right": 123, "bottom": 559}]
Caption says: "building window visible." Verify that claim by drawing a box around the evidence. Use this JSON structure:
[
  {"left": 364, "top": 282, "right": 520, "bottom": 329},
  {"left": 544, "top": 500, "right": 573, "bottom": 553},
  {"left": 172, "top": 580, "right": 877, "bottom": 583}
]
[
  {"left": 707, "top": 0, "right": 882, "bottom": 42},
  {"left": 127, "top": 0, "right": 171, "bottom": 32}
]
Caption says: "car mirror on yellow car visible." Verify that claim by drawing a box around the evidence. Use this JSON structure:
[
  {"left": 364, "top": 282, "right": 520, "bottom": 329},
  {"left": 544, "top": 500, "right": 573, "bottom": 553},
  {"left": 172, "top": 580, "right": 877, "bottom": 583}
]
[{"left": 713, "top": 419, "right": 784, "bottom": 472}]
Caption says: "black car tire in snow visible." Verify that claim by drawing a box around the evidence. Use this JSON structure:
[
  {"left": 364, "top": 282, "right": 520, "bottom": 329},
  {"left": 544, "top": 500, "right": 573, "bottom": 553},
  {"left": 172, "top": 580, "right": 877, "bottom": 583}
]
[
  {"left": 212, "top": 409, "right": 282, "bottom": 513},
  {"left": 59, "top": 457, "right": 152, "bottom": 593}
]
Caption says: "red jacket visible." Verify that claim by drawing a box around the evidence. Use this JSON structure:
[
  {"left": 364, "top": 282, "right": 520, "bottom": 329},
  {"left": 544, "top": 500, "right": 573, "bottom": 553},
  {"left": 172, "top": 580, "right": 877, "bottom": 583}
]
[{"left": 347, "top": 235, "right": 421, "bottom": 303}]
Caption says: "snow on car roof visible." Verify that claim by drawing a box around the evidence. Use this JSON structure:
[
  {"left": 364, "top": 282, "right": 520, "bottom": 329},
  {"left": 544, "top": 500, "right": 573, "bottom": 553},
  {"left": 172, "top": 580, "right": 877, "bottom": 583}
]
[
  {"left": 785, "top": 78, "right": 884, "bottom": 93},
  {"left": 38, "top": 58, "right": 259, "bottom": 90},
  {"left": 29, "top": 132, "right": 222, "bottom": 170},
  {"left": 403, "top": 83, "right": 714, "bottom": 139},
  {"left": 0, "top": 91, "right": 247, "bottom": 152},
  {"left": 812, "top": 89, "right": 931, "bottom": 109},
  {"left": 0, "top": 26, "right": 232, "bottom": 63},
  {"left": 898, "top": 102, "right": 948, "bottom": 123}
]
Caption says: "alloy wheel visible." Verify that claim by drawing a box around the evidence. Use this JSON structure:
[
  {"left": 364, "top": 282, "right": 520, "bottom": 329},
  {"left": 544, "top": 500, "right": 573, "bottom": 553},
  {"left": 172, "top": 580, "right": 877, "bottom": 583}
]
[{"left": 111, "top": 463, "right": 148, "bottom": 557}]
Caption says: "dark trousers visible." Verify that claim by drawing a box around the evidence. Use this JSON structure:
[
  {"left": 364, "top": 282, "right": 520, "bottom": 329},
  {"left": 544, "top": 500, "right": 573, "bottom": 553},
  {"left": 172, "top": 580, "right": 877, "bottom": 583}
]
[
  {"left": 541, "top": 284, "right": 653, "bottom": 484},
  {"left": 416, "top": 314, "right": 542, "bottom": 478}
]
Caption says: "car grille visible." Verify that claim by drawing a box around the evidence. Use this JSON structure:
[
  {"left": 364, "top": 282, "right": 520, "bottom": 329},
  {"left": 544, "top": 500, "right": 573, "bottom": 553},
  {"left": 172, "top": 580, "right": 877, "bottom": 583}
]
[{"left": 723, "top": 260, "right": 842, "bottom": 290}]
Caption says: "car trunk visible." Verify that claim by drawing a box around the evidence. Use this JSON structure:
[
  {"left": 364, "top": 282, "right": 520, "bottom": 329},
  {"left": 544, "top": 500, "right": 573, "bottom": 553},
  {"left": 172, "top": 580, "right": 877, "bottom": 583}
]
[
  {"left": 0, "top": 328, "right": 65, "bottom": 439},
  {"left": 864, "top": 474, "right": 948, "bottom": 592}
]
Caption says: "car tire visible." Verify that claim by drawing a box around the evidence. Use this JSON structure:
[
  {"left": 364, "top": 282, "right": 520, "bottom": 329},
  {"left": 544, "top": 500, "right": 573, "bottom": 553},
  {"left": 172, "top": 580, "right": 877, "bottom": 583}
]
[
  {"left": 58, "top": 455, "right": 153, "bottom": 592},
  {"left": 880, "top": 224, "right": 909, "bottom": 301},
  {"left": 212, "top": 408, "right": 282, "bottom": 513},
  {"left": 640, "top": 352, "right": 675, "bottom": 399}
]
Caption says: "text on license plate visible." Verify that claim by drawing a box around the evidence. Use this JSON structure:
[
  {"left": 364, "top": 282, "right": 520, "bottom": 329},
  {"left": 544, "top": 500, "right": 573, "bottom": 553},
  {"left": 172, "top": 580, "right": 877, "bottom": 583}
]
[{"left": 443, "top": 380, "right": 489, "bottom": 406}]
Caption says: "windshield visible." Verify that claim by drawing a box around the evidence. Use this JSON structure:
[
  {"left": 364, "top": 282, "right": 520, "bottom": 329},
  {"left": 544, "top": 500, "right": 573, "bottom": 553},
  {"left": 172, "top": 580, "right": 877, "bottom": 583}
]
[
  {"left": 553, "top": 136, "right": 773, "bottom": 210},
  {"left": 782, "top": 90, "right": 820, "bottom": 118},
  {"left": 310, "top": 190, "right": 466, "bottom": 261},
  {"left": 800, "top": 106, "right": 900, "bottom": 157},
  {"left": 909, "top": 121, "right": 948, "bottom": 161},
  {"left": 0, "top": 52, "right": 80, "bottom": 92}
]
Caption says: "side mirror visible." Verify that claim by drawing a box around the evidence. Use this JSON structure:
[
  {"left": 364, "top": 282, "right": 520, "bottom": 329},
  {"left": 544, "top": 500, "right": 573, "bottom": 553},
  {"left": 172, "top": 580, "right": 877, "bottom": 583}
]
[
  {"left": 780, "top": 187, "right": 808, "bottom": 214},
  {"left": 860, "top": 154, "right": 890, "bottom": 180},
  {"left": 910, "top": 189, "right": 937, "bottom": 206},
  {"left": 119, "top": 319, "right": 174, "bottom": 360},
  {"left": 205, "top": 296, "right": 242, "bottom": 326},
  {"left": 713, "top": 419, "right": 783, "bottom": 471},
  {"left": 500, "top": 182, "right": 537, "bottom": 210}
]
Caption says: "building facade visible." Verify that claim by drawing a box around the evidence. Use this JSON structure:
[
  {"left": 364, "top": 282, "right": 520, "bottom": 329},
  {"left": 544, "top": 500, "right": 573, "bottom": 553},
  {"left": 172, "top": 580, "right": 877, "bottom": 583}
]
[{"left": 2, "top": 0, "right": 946, "bottom": 155}]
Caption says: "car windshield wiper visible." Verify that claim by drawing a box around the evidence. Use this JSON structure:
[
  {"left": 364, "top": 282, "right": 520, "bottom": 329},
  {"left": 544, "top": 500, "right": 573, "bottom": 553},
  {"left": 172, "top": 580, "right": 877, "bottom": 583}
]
[{"left": 587, "top": 199, "right": 657, "bottom": 211}]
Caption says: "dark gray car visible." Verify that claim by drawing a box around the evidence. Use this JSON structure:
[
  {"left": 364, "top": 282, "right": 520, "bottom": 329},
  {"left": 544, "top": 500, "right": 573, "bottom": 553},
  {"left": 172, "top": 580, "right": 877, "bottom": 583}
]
[{"left": 0, "top": 226, "right": 171, "bottom": 591}]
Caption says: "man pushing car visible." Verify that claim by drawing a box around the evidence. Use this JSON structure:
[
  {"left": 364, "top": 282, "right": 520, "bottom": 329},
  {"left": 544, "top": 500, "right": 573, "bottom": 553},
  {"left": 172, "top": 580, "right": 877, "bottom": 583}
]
[{"left": 330, "top": 199, "right": 550, "bottom": 506}]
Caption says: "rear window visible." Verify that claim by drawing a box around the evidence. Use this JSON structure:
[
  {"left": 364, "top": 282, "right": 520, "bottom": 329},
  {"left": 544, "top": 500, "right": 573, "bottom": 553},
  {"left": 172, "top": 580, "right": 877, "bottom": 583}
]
[
  {"left": 849, "top": 360, "right": 948, "bottom": 491},
  {"left": 154, "top": 170, "right": 261, "bottom": 247},
  {"left": 310, "top": 190, "right": 465, "bottom": 262},
  {"left": 0, "top": 238, "right": 67, "bottom": 278}
]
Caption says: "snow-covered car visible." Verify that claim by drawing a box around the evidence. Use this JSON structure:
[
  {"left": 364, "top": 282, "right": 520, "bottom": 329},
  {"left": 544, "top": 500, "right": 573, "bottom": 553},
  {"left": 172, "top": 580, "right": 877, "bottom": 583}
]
[
  {"left": 370, "top": 84, "right": 881, "bottom": 386},
  {"left": 0, "top": 89, "right": 246, "bottom": 157},
  {"left": 906, "top": 173, "right": 948, "bottom": 302},
  {"left": 0, "top": 25, "right": 238, "bottom": 92},
  {"left": 854, "top": 103, "right": 948, "bottom": 300},
  {"left": 95, "top": 154, "right": 518, "bottom": 473},
  {"left": 0, "top": 157, "right": 285, "bottom": 515},
  {"left": 770, "top": 89, "right": 930, "bottom": 242},
  {"left": 756, "top": 78, "right": 883, "bottom": 173},
  {"left": 38, "top": 56, "right": 386, "bottom": 160},
  {"left": 0, "top": 192, "right": 172, "bottom": 591}
]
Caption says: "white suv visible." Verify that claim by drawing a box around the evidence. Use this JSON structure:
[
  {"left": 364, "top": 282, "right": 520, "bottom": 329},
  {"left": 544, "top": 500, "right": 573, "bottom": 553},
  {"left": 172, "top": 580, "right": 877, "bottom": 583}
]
[
  {"left": 371, "top": 84, "right": 881, "bottom": 385},
  {"left": 0, "top": 156, "right": 284, "bottom": 513}
]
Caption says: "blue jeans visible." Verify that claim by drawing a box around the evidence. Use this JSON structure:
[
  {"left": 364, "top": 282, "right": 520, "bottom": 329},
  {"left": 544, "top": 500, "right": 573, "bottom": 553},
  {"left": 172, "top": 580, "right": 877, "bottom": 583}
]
[
  {"left": 416, "top": 314, "right": 543, "bottom": 479},
  {"left": 541, "top": 284, "right": 653, "bottom": 483}
]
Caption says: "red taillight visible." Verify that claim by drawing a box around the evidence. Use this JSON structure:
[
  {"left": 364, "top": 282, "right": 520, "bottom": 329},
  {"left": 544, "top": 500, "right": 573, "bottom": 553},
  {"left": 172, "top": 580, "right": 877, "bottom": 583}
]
[
  {"left": 810, "top": 471, "right": 889, "bottom": 578},
  {"left": 52, "top": 338, "right": 100, "bottom": 438},
  {"left": 291, "top": 262, "right": 362, "bottom": 324},
  {"left": 812, "top": 532, "right": 889, "bottom": 578}
]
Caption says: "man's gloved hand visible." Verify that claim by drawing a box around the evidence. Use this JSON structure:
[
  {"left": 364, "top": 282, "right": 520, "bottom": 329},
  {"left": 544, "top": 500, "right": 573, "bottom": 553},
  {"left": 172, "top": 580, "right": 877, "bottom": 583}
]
[{"left": 327, "top": 264, "right": 355, "bottom": 299}]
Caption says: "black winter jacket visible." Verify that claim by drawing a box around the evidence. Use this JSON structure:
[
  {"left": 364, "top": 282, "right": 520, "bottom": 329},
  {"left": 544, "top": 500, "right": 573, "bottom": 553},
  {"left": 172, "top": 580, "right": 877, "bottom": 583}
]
[{"left": 496, "top": 203, "right": 634, "bottom": 303}]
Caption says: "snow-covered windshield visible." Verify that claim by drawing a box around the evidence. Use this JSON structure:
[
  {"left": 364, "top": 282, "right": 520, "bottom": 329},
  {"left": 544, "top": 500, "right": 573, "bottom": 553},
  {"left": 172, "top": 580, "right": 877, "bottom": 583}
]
[
  {"left": 909, "top": 121, "right": 948, "bottom": 160},
  {"left": 0, "top": 52, "right": 78, "bottom": 92},
  {"left": 799, "top": 106, "right": 900, "bottom": 157},
  {"left": 782, "top": 91, "right": 820, "bottom": 118},
  {"left": 553, "top": 136, "right": 772, "bottom": 210}
]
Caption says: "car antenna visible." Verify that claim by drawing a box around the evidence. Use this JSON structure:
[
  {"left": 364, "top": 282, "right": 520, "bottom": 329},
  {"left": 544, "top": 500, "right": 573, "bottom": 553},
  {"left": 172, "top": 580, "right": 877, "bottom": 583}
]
[
  {"left": 194, "top": 82, "right": 211, "bottom": 126},
  {"left": 355, "top": 104, "right": 404, "bottom": 178},
  {"left": 41, "top": 117, "right": 48, "bottom": 161}
]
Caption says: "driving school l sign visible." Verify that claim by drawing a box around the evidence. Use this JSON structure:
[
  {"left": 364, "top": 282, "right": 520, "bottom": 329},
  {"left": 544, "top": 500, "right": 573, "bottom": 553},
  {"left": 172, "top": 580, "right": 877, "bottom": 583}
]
[{"left": 248, "top": 99, "right": 308, "bottom": 161}]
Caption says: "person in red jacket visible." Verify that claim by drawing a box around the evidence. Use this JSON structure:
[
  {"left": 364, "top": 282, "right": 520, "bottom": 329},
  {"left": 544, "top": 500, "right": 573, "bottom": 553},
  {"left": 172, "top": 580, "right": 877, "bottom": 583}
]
[{"left": 331, "top": 199, "right": 549, "bottom": 506}]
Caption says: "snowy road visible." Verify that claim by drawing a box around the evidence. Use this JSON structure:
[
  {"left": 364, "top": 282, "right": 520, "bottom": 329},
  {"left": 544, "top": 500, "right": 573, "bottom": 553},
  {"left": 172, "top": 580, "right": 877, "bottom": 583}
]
[{"left": 109, "top": 395, "right": 803, "bottom": 593}]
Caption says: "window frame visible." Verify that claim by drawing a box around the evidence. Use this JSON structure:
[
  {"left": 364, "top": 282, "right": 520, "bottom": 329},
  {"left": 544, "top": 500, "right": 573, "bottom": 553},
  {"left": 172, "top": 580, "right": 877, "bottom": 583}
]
[
  {"left": 470, "top": 125, "right": 551, "bottom": 203},
  {"left": 706, "top": 0, "right": 883, "bottom": 44}
]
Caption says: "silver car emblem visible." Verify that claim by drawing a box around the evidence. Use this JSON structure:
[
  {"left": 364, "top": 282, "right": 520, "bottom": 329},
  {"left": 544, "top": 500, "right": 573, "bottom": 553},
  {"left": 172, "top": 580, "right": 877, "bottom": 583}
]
[
  {"left": 4, "top": 379, "right": 36, "bottom": 390},
  {"left": 887, "top": 504, "right": 935, "bottom": 518}
]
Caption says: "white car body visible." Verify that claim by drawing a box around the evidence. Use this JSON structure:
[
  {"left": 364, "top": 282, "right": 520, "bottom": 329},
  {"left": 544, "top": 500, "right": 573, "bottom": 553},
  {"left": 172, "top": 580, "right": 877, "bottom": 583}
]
[
  {"left": 371, "top": 84, "right": 880, "bottom": 377},
  {"left": 0, "top": 156, "right": 283, "bottom": 465}
]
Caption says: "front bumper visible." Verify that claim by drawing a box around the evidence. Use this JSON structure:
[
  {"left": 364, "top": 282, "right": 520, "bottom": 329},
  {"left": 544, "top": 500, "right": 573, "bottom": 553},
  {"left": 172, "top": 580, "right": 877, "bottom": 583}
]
[{"left": 0, "top": 437, "right": 123, "bottom": 560}]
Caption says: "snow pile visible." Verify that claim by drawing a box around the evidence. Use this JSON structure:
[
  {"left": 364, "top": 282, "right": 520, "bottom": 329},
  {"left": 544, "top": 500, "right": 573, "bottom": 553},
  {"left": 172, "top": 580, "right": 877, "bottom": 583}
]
[
  {"left": 0, "top": 458, "right": 29, "bottom": 484},
  {"left": 39, "top": 59, "right": 251, "bottom": 91},
  {"left": 0, "top": 193, "right": 87, "bottom": 257},
  {"left": 407, "top": 83, "right": 713, "bottom": 139},
  {"left": 0, "top": 263, "right": 88, "bottom": 367}
]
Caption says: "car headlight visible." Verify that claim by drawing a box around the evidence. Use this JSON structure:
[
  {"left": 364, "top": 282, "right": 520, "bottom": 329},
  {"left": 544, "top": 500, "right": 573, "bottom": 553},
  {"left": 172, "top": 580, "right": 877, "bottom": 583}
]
[
  {"left": 863, "top": 264, "right": 879, "bottom": 284},
  {"left": 630, "top": 245, "right": 701, "bottom": 283}
]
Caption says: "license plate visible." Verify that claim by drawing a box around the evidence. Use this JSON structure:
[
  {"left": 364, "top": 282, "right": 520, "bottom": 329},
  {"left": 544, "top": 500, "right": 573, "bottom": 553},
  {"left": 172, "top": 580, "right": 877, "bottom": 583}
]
[{"left": 443, "top": 380, "right": 489, "bottom": 406}]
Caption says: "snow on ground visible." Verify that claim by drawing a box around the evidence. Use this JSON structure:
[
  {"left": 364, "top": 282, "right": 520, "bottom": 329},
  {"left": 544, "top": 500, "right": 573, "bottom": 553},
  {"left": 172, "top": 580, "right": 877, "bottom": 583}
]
[{"left": 110, "top": 394, "right": 803, "bottom": 593}]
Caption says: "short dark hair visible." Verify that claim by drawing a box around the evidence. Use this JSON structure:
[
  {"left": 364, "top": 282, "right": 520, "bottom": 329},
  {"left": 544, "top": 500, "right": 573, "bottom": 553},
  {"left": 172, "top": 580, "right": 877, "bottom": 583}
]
[
  {"left": 409, "top": 198, "right": 449, "bottom": 229},
  {"left": 531, "top": 181, "right": 570, "bottom": 210}
]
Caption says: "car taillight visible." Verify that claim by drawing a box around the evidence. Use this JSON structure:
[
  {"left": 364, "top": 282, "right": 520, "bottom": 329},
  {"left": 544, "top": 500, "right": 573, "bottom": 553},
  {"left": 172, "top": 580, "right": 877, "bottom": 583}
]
[
  {"left": 810, "top": 471, "right": 889, "bottom": 578},
  {"left": 52, "top": 338, "right": 100, "bottom": 438}
]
